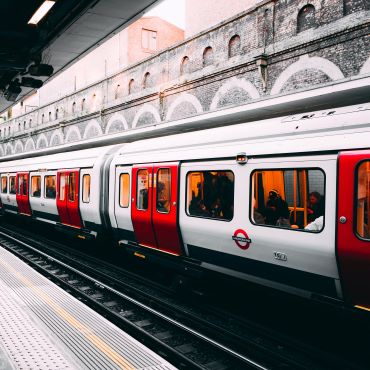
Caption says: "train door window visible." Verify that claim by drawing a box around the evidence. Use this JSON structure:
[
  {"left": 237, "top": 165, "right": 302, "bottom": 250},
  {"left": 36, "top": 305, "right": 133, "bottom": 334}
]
[
  {"left": 45, "top": 175, "right": 56, "bottom": 199},
  {"left": 156, "top": 168, "right": 171, "bottom": 213},
  {"left": 82, "top": 174, "right": 91, "bottom": 203},
  {"left": 1, "top": 176, "right": 7, "bottom": 193},
  {"left": 356, "top": 161, "right": 370, "bottom": 239},
  {"left": 17, "top": 175, "right": 22, "bottom": 194},
  {"left": 187, "top": 170, "right": 234, "bottom": 221},
  {"left": 119, "top": 173, "right": 130, "bottom": 208},
  {"left": 137, "top": 169, "right": 149, "bottom": 210},
  {"left": 59, "top": 174, "right": 66, "bottom": 201},
  {"left": 22, "top": 176, "right": 27, "bottom": 195},
  {"left": 251, "top": 168, "right": 325, "bottom": 231},
  {"left": 31, "top": 176, "right": 41, "bottom": 197},
  {"left": 9, "top": 176, "right": 16, "bottom": 194},
  {"left": 68, "top": 173, "right": 76, "bottom": 202}
]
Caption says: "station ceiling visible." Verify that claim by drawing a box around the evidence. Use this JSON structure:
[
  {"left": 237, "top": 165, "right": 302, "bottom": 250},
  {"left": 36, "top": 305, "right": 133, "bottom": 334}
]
[{"left": 0, "top": 0, "right": 161, "bottom": 113}]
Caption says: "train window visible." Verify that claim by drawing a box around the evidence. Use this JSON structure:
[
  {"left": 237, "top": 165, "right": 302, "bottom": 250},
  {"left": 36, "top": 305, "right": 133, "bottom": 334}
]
[
  {"left": 59, "top": 174, "right": 66, "bottom": 201},
  {"left": 157, "top": 169, "right": 171, "bottom": 213},
  {"left": 31, "top": 176, "right": 41, "bottom": 197},
  {"left": 187, "top": 170, "right": 234, "bottom": 221},
  {"left": 82, "top": 174, "right": 91, "bottom": 203},
  {"left": 251, "top": 168, "right": 325, "bottom": 232},
  {"left": 356, "top": 161, "right": 370, "bottom": 239},
  {"left": 22, "top": 176, "right": 27, "bottom": 196},
  {"left": 68, "top": 173, "right": 76, "bottom": 202},
  {"left": 1, "top": 176, "right": 7, "bottom": 193},
  {"left": 9, "top": 176, "right": 16, "bottom": 194},
  {"left": 137, "top": 169, "right": 149, "bottom": 210},
  {"left": 17, "top": 175, "right": 22, "bottom": 194},
  {"left": 45, "top": 175, "right": 56, "bottom": 199},
  {"left": 119, "top": 173, "right": 130, "bottom": 208},
  {"left": 17, "top": 175, "right": 27, "bottom": 195}
]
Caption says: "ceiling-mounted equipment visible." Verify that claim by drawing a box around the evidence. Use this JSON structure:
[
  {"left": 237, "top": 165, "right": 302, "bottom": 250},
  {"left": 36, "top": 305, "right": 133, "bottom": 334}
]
[
  {"left": 4, "top": 82, "right": 22, "bottom": 102},
  {"left": 21, "top": 77, "right": 44, "bottom": 89},
  {"left": 28, "top": 64, "right": 54, "bottom": 77}
]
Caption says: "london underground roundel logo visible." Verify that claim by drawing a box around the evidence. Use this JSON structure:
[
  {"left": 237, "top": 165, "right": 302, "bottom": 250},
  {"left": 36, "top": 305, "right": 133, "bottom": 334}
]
[{"left": 232, "top": 229, "right": 252, "bottom": 250}]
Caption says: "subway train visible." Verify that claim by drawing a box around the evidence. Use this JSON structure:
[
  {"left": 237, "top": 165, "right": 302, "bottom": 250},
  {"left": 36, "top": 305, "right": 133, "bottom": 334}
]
[{"left": 0, "top": 102, "right": 370, "bottom": 311}]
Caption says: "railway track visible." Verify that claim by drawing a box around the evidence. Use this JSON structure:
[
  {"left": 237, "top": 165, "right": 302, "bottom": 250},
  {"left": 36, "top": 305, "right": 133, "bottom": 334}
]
[{"left": 0, "top": 225, "right": 365, "bottom": 370}]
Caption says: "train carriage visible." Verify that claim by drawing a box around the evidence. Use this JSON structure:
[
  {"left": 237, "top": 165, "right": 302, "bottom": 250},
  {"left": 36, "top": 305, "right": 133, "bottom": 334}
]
[
  {"left": 108, "top": 103, "right": 370, "bottom": 309},
  {"left": 0, "top": 145, "right": 122, "bottom": 238},
  {"left": 1, "top": 102, "right": 370, "bottom": 311}
]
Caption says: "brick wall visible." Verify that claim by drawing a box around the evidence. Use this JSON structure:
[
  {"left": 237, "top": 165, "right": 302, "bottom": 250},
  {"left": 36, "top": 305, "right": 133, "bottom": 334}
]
[
  {"left": 0, "top": 0, "right": 369, "bottom": 156},
  {"left": 185, "top": 0, "right": 257, "bottom": 37}
]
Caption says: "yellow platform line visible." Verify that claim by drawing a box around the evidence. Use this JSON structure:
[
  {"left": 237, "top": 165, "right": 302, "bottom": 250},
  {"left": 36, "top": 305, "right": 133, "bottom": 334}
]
[{"left": 0, "top": 258, "right": 136, "bottom": 370}]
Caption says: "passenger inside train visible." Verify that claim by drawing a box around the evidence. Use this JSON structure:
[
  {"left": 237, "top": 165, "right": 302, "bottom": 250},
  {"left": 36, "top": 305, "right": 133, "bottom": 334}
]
[
  {"left": 157, "top": 174, "right": 170, "bottom": 213},
  {"left": 31, "top": 176, "right": 41, "bottom": 197},
  {"left": 9, "top": 176, "right": 16, "bottom": 194},
  {"left": 307, "top": 191, "right": 325, "bottom": 223},
  {"left": 1, "top": 176, "right": 7, "bottom": 194},
  {"left": 188, "top": 171, "right": 234, "bottom": 220},
  {"left": 252, "top": 169, "right": 325, "bottom": 231},
  {"left": 137, "top": 170, "right": 149, "bottom": 210},
  {"left": 45, "top": 176, "right": 56, "bottom": 199}
]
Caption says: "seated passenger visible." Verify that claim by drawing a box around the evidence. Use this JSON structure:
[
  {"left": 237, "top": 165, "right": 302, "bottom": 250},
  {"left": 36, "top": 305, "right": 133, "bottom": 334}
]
[
  {"left": 189, "top": 191, "right": 210, "bottom": 217},
  {"left": 307, "top": 191, "right": 324, "bottom": 223},
  {"left": 210, "top": 197, "right": 222, "bottom": 218},
  {"left": 305, "top": 216, "right": 324, "bottom": 231},
  {"left": 33, "top": 189, "right": 41, "bottom": 197},
  {"left": 46, "top": 187, "right": 56, "bottom": 198},
  {"left": 264, "top": 189, "right": 290, "bottom": 226}
]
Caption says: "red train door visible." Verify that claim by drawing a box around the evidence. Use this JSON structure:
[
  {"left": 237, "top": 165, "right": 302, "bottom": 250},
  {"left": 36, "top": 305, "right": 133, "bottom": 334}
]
[
  {"left": 131, "top": 165, "right": 157, "bottom": 248},
  {"left": 57, "top": 170, "right": 82, "bottom": 228},
  {"left": 131, "top": 163, "right": 182, "bottom": 255},
  {"left": 152, "top": 164, "right": 182, "bottom": 255},
  {"left": 16, "top": 172, "right": 32, "bottom": 216},
  {"left": 337, "top": 150, "right": 370, "bottom": 309}
]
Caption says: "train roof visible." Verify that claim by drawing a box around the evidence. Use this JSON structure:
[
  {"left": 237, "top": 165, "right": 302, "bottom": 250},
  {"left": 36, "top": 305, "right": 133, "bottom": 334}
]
[
  {"left": 0, "top": 144, "right": 123, "bottom": 173},
  {"left": 111, "top": 103, "right": 370, "bottom": 165}
]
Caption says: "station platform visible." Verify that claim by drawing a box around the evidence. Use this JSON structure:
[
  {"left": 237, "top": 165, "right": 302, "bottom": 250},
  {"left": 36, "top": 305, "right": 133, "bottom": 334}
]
[{"left": 0, "top": 246, "right": 177, "bottom": 370}]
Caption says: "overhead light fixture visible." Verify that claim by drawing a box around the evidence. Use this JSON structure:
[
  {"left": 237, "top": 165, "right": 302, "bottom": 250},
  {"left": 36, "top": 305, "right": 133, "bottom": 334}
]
[{"left": 28, "top": 1, "right": 56, "bottom": 25}]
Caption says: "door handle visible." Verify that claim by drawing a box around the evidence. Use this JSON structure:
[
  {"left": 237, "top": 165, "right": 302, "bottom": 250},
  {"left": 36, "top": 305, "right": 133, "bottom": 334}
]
[{"left": 41, "top": 203, "right": 45, "bottom": 206}]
